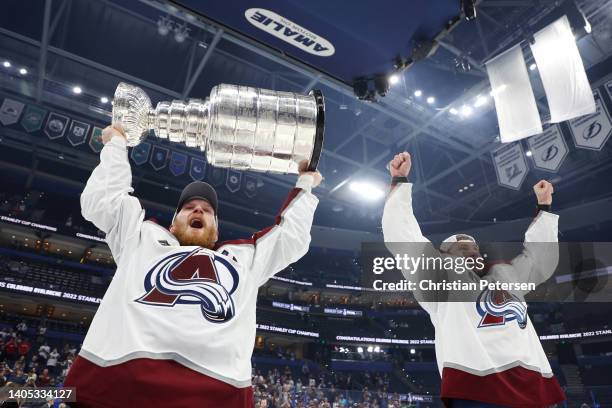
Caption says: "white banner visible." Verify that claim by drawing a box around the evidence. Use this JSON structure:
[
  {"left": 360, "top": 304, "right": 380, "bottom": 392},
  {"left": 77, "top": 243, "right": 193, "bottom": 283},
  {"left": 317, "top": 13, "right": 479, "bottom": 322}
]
[
  {"left": 526, "top": 125, "right": 568, "bottom": 172},
  {"left": 486, "top": 44, "right": 542, "bottom": 143},
  {"left": 491, "top": 142, "right": 528, "bottom": 190},
  {"left": 569, "top": 89, "right": 612, "bottom": 151},
  {"left": 531, "top": 16, "right": 595, "bottom": 123}
]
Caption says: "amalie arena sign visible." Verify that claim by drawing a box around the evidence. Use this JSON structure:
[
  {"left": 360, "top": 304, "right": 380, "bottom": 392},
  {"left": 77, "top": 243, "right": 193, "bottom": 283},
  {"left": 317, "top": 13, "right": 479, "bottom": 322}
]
[{"left": 245, "top": 8, "right": 335, "bottom": 57}]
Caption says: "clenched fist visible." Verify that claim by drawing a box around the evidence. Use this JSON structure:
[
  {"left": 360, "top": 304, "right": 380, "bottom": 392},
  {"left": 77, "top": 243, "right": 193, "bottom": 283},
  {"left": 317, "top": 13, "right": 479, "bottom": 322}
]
[
  {"left": 533, "top": 180, "right": 554, "bottom": 205},
  {"left": 298, "top": 160, "right": 323, "bottom": 188},
  {"left": 389, "top": 152, "right": 411, "bottom": 178},
  {"left": 101, "top": 124, "right": 127, "bottom": 145}
]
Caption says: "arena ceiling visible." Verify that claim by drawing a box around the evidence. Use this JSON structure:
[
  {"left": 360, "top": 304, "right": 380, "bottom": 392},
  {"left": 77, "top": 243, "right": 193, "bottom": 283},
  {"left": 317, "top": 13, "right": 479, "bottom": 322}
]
[{"left": 0, "top": 0, "right": 611, "bottom": 238}]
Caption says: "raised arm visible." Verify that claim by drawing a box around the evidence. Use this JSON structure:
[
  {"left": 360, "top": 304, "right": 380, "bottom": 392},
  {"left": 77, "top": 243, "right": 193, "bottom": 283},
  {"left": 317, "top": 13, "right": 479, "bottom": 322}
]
[
  {"left": 80, "top": 125, "right": 144, "bottom": 262},
  {"left": 382, "top": 152, "right": 429, "bottom": 243},
  {"left": 381, "top": 152, "right": 440, "bottom": 313},
  {"left": 500, "top": 180, "right": 559, "bottom": 288},
  {"left": 217, "top": 164, "right": 321, "bottom": 287}
]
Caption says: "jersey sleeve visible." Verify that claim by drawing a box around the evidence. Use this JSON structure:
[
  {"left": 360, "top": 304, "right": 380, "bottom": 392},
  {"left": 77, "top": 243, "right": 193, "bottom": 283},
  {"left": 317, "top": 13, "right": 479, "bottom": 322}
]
[
  {"left": 80, "top": 136, "right": 144, "bottom": 263},
  {"left": 382, "top": 183, "right": 439, "bottom": 314},
  {"left": 495, "top": 211, "right": 560, "bottom": 291},
  {"left": 216, "top": 175, "right": 318, "bottom": 287},
  {"left": 382, "top": 183, "right": 428, "bottom": 243}
]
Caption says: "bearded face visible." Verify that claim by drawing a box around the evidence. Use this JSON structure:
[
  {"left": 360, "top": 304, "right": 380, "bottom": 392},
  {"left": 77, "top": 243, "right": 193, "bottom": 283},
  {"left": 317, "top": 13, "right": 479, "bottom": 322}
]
[{"left": 169, "top": 198, "right": 218, "bottom": 249}]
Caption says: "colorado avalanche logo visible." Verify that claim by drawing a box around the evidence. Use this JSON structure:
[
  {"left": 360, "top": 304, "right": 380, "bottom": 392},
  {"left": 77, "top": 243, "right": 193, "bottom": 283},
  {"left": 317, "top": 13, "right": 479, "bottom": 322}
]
[
  {"left": 476, "top": 289, "right": 528, "bottom": 329},
  {"left": 136, "top": 248, "right": 239, "bottom": 323}
]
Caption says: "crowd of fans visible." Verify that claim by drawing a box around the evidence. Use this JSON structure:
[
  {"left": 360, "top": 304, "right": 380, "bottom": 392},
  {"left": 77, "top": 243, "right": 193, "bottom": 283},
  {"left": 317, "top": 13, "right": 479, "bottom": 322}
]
[
  {"left": 0, "top": 313, "right": 609, "bottom": 407},
  {"left": 0, "top": 321, "right": 78, "bottom": 393},
  {"left": 0, "top": 316, "right": 420, "bottom": 407},
  {"left": 251, "top": 365, "right": 412, "bottom": 408}
]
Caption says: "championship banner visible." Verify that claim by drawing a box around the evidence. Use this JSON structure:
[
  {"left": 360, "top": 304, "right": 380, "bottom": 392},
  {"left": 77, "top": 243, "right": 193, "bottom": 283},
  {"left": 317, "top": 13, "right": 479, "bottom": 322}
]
[
  {"left": 568, "top": 89, "right": 612, "bottom": 151},
  {"left": 188, "top": 157, "right": 206, "bottom": 180},
  {"left": 226, "top": 169, "right": 242, "bottom": 193},
  {"left": 526, "top": 125, "right": 568, "bottom": 173},
  {"left": 149, "top": 145, "right": 169, "bottom": 170},
  {"left": 244, "top": 174, "right": 257, "bottom": 198},
  {"left": 491, "top": 142, "right": 528, "bottom": 190},
  {"left": 89, "top": 126, "right": 104, "bottom": 153},
  {"left": 606, "top": 79, "right": 612, "bottom": 102},
  {"left": 131, "top": 142, "right": 151, "bottom": 165},
  {"left": 20, "top": 105, "right": 47, "bottom": 132},
  {"left": 210, "top": 167, "right": 225, "bottom": 187},
  {"left": 44, "top": 112, "right": 70, "bottom": 140},
  {"left": 67, "top": 120, "right": 90, "bottom": 146},
  {"left": 169, "top": 151, "right": 188, "bottom": 176},
  {"left": 0, "top": 98, "right": 24, "bottom": 126}
]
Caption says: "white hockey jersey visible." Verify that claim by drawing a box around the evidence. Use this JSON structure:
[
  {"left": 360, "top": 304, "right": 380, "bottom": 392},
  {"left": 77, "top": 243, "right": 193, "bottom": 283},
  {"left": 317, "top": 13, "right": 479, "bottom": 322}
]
[
  {"left": 382, "top": 183, "right": 565, "bottom": 407},
  {"left": 65, "top": 137, "right": 318, "bottom": 406}
]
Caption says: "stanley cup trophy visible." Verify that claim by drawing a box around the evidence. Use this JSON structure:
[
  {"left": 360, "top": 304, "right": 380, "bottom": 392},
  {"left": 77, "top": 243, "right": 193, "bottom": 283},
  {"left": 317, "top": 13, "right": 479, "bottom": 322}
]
[{"left": 112, "top": 82, "right": 325, "bottom": 174}]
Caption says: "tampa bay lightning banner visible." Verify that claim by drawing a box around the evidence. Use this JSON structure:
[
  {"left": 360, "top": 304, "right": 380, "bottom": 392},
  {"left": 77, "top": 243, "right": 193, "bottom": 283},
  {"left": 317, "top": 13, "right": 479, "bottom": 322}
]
[
  {"left": 169, "top": 151, "right": 188, "bottom": 177},
  {"left": 0, "top": 98, "right": 24, "bottom": 126},
  {"left": 44, "top": 112, "right": 70, "bottom": 140},
  {"left": 20, "top": 105, "right": 47, "bottom": 132},
  {"left": 210, "top": 167, "right": 225, "bottom": 187},
  {"left": 226, "top": 169, "right": 242, "bottom": 193},
  {"left": 131, "top": 142, "right": 151, "bottom": 165},
  {"left": 89, "top": 127, "right": 104, "bottom": 153},
  {"left": 188, "top": 157, "right": 206, "bottom": 180},
  {"left": 244, "top": 174, "right": 257, "bottom": 198},
  {"left": 67, "top": 120, "right": 90, "bottom": 146},
  {"left": 149, "top": 146, "right": 169, "bottom": 171}
]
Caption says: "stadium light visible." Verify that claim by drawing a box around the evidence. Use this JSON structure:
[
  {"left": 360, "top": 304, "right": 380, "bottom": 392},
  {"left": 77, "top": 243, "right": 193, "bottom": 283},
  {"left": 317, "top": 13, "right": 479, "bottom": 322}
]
[
  {"left": 72, "top": 86, "right": 82, "bottom": 94},
  {"left": 426, "top": 96, "right": 435, "bottom": 104},
  {"left": 100, "top": 97, "right": 109, "bottom": 104},
  {"left": 389, "top": 74, "right": 400, "bottom": 85},
  {"left": 410, "top": 348, "right": 416, "bottom": 354},
  {"left": 157, "top": 16, "right": 173, "bottom": 36},
  {"left": 414, "top": 89, "right": 422, "bottom": 97},
  {"left": 19, "top": 68, "right": 27, "bottom": 75},
  {"left": 474, "top": 95, "right": 488, "bottom": 108},
  {"left": 174, "top": 23, "right": 190, "bottom": 43},
  {"left": 349, "top": 181, "right": 385, "bottom": 201},
  {"left": 526, "top": 150, "right": 533, "bottom": 157},
  {"left": 2, "top": 61, "right": 10, "bottom": 68},
  {"left": 449, "top": 108, "right": 458, "bottom": 115},
  {"left": 529, "top": 63, "right": 537, "bottom": 71},
  {"left": 461, "top": 105, "right": 473, "bottom": 117}
]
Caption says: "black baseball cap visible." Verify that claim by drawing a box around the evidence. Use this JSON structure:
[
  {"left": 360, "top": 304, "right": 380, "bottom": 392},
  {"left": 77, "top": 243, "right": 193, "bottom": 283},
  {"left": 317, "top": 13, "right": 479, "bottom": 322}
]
[{"left": 175, "top": 181, "right": 218, "bottom": 215}]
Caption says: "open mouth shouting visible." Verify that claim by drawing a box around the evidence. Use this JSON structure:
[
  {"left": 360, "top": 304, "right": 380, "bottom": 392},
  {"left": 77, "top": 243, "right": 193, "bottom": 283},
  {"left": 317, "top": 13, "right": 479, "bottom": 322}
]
[{"left": 189, "top": 218, "right": 204, "bottom": 229}]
